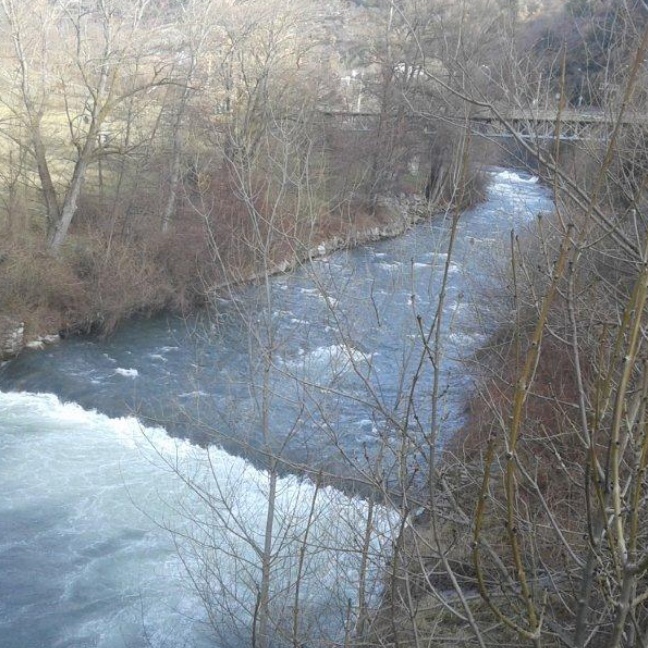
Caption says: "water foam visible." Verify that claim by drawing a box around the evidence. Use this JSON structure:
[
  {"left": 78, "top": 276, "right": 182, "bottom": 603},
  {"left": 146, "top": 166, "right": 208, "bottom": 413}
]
[
  {"left": 492, "top": 169, "right": 539, "bottom": 184},
  {"left": 115, "top": 367, "right": 138, "bottom": 378},
  {"left": 282, "top": 344, "right": 372, "bottom": 379},
  {"left": 0, "top": 391, "right": 395, "bottom": 648}
]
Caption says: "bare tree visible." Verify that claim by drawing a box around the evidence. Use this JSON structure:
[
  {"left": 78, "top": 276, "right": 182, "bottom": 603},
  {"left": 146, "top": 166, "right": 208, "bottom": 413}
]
[
  {"left": 0, "top": 0, "right": 183, "bottom": 251},
  {"left": 371, "top": 3, "right": 648, "bottom": 648}
]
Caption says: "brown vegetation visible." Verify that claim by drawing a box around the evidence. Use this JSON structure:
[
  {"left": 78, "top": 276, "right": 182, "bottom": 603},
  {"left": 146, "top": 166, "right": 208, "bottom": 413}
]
[
  {"left": 0, "top": 144, "right": 484, "bottom": 341},
  {"left": 382, "top": 172, "right": 648, "bottom": 644}
]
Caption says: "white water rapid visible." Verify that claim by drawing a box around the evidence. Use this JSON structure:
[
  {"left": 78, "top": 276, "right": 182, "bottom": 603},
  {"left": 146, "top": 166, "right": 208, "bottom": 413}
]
[{"left": 0, "top": 392, "right": 395, "bottom": 647}]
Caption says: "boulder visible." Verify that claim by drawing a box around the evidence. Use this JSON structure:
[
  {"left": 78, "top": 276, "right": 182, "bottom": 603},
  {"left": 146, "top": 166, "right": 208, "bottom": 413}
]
[{"left": 0, "top": 315, "right": 25, "bottom": 361}]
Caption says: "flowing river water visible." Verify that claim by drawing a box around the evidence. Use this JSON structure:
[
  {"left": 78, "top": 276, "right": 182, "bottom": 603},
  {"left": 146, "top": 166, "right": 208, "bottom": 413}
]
[{"left": 0, "top": 169, "right": 553, "bottom": 647}]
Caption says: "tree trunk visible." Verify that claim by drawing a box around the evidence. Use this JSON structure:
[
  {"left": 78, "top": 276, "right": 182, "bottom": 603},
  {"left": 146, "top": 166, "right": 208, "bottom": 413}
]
[
  {"left": 161, "top": 127, "right": 183, "bottom": 234},
  {"left": 48, "top": 155, "right": 91, "bottom": 252},
  {"left": 32, "top": 130, "right": 61, "bottom": 242},
  {"left": 256, "top": 468, "right": 277, "bottom": 648}
]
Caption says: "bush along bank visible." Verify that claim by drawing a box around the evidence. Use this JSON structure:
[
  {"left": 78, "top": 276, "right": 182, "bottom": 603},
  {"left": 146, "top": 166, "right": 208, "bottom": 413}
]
[
  {"left": 374, "top": 197, "right": 648, "bottom": 647},
  {"left": 0, "top": 189, "right": 459, "bottom": 360}
]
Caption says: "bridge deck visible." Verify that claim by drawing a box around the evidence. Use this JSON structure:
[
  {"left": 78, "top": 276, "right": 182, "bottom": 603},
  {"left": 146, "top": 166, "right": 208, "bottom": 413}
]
[{"left": 471, "top": 108, "right": 648, "bottom": 126}]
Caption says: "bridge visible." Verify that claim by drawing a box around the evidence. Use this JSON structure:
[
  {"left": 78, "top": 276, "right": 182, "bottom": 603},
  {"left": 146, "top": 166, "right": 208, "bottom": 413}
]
[
  {"left": 470, "top": 108, "right": 648, "bottom": 141},
  {"left": 318, "top": 108, "right": 648, "bottom": 141}
]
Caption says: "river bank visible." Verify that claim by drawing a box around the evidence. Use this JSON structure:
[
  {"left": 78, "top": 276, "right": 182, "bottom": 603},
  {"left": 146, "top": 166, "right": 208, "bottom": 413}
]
[
  {"left": 373, "top": 168, "right": 648, "bottom": 646},
  {"left": 0, "top": 192, "right": 438, "bottom": 362}
]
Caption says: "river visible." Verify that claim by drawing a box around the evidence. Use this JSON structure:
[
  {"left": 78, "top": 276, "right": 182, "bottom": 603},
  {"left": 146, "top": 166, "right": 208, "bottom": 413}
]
[{"left": 0, "top": 169, "right": 552, "bottom": 647}]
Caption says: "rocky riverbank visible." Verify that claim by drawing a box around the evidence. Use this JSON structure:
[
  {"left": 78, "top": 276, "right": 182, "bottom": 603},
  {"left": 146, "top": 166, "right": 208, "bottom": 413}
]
[
  {"left": 0, "top": 316, "right": 24, "bottom": 361},
  {"left": 0, "top": 315, "right": 62, "bottom": 362},
  {"left": 223, "top": 194, "right": 431, "bottom": 284}
]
